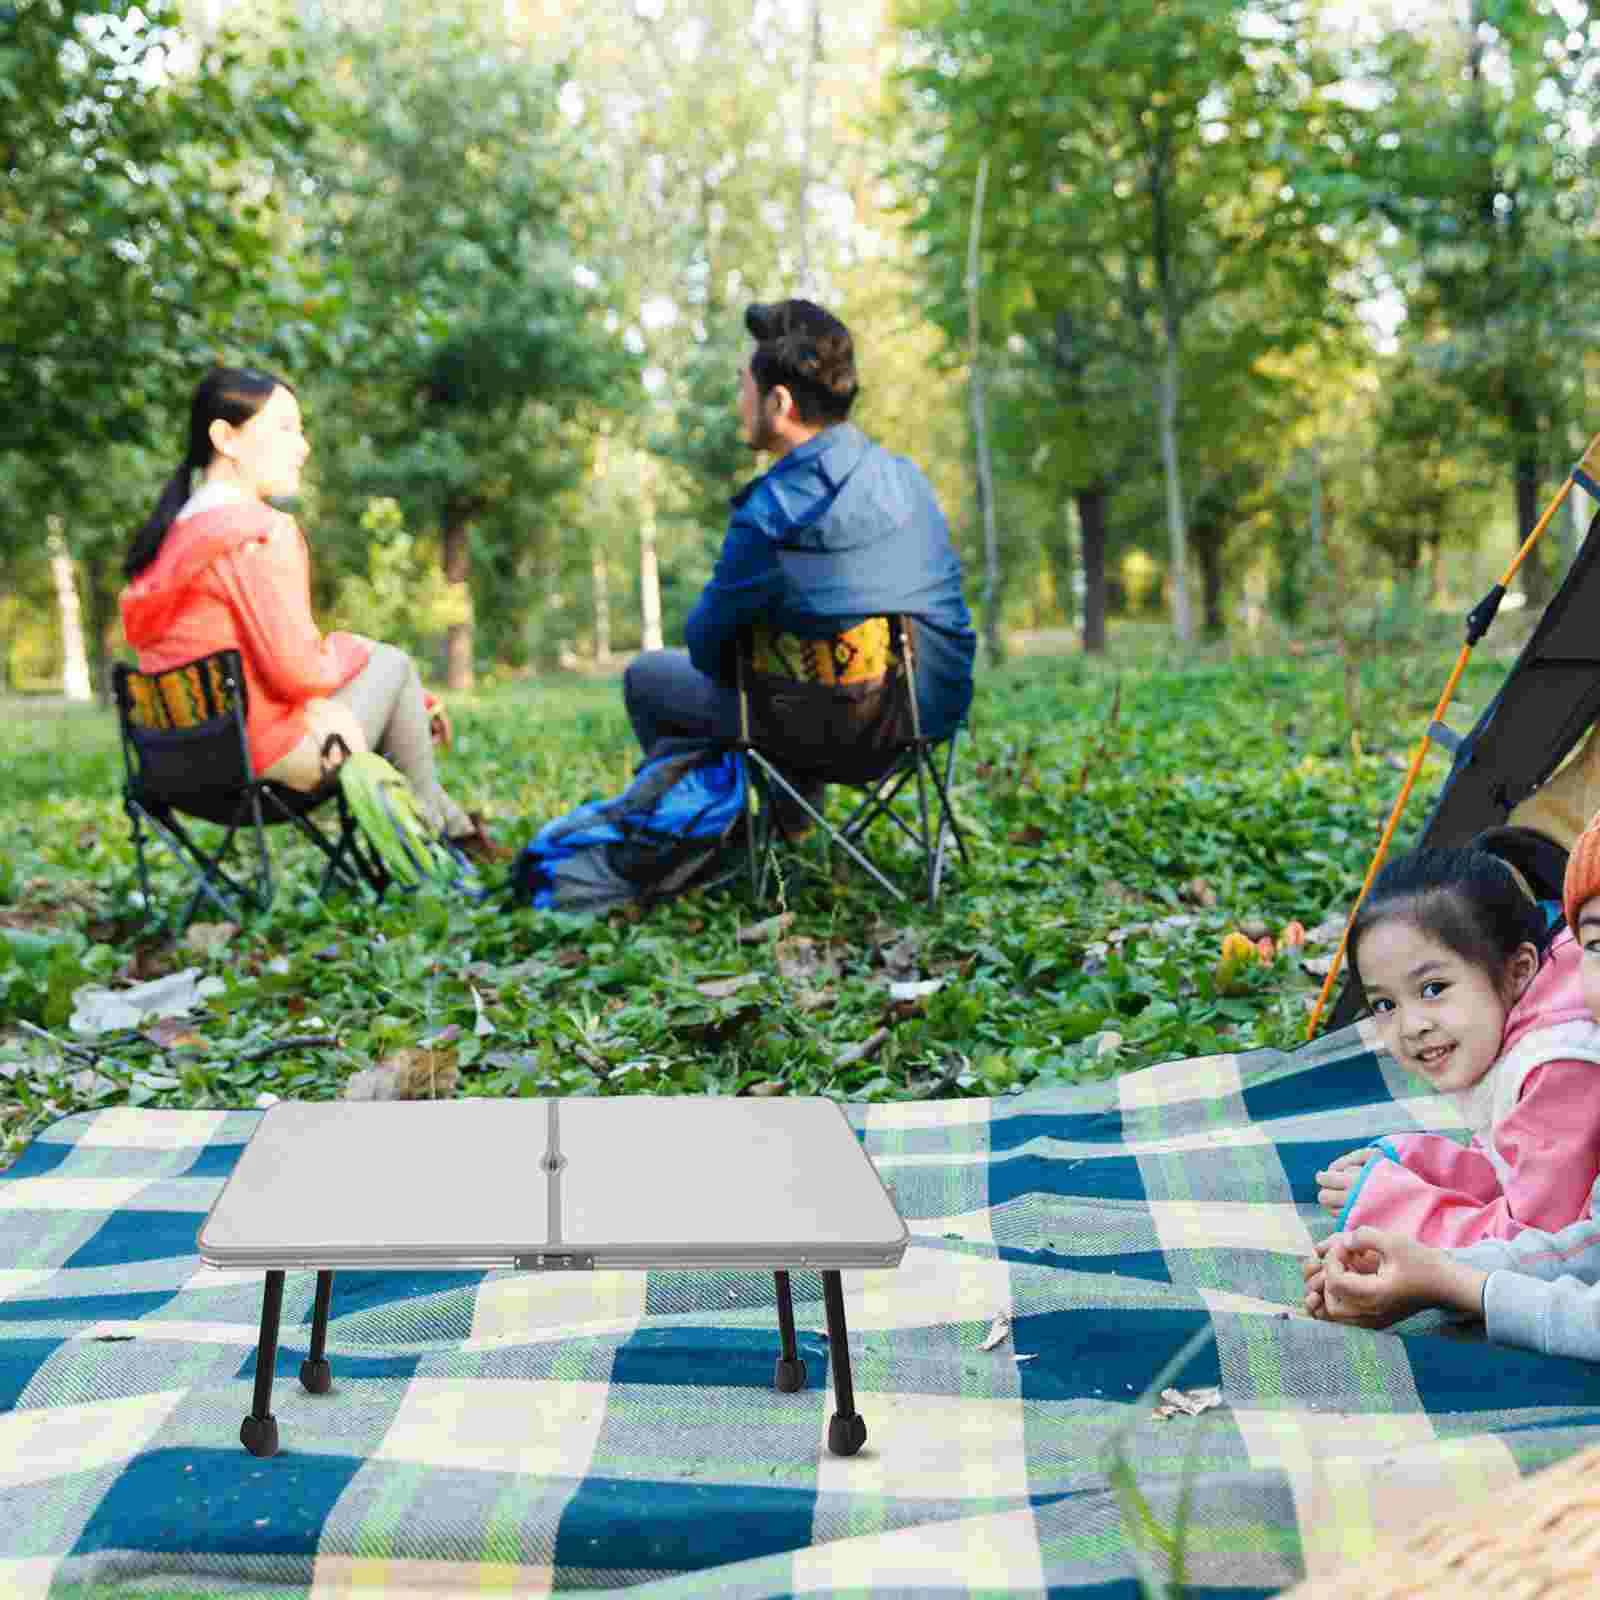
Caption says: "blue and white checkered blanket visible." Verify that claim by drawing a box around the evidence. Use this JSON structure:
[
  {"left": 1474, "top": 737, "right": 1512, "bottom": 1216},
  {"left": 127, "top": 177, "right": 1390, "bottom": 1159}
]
[{"left": 4, "top": 1022, "right": 1597, "bottom": 1597}]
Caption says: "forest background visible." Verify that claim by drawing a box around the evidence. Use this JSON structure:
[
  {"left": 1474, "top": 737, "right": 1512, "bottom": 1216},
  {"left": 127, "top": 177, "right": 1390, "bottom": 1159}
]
[{"left": 7, "top": 0, "right": 1600, "bottom": 694}]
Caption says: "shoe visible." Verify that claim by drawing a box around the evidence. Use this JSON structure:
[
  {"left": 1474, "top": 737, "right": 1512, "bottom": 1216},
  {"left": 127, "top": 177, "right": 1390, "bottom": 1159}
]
[{"left": 448, "top": 813, "right": 515, "bottom": 866}]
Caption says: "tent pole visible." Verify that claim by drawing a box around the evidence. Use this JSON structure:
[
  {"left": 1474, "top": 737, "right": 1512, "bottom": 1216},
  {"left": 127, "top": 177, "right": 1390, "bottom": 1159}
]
[{"left": 1306, "top": 432, "right": 1600, "bottom": 1040}]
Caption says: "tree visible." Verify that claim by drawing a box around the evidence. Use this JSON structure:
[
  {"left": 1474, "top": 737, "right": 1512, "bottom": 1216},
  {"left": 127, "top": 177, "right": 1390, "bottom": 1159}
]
[
  {"left": 289, "top": 14, "right": 634, "bottom": 689},
  {"left": 892, "top": 0, "right": 1356, "bottom": 642},
  {"left": 1344, "top": 0, "right": 1600, "bottom": 602},
  {"left": 1, "top": 0, "right": 318, "bottom": 476}
]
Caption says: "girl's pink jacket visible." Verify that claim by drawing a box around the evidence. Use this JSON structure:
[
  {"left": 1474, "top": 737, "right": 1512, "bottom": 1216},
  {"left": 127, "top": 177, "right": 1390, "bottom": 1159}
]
[{"left": 1338, "top": 929, "right": 1600, "bottom": 1247}]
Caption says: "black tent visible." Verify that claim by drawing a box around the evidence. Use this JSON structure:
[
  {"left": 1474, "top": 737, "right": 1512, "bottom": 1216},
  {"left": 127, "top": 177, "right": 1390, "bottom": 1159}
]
[{"left": 1326, "top": 506, "right": 1600, "bottom": 1031}]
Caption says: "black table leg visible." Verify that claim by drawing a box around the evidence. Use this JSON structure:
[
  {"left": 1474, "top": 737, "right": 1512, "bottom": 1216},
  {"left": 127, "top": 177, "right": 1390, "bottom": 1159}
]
[
  {"left": 772, "top": 1270, "right": 806, "bottom": 1392},
  {"left": 821, "top": 1269, "right": 866, "bottom": 1456},
  {"left": 300, "top": 1270, "right": 334, "bottom": 1394},
  {"left": 240, "top": 1270, "right": 284, "bottom": 1457}
]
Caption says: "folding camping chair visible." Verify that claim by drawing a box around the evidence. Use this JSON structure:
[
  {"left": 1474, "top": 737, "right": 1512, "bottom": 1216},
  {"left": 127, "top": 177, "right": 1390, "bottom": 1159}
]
[
  {"left": 735, "top": 615, "right": 968, "bottom": 908},
  {"left": 114, "top": 649, "right": 385, "bottom": 932}
]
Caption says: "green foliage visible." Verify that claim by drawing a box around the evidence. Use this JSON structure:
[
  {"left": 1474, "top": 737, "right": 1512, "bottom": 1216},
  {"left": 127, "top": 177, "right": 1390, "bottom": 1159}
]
[
  {"left": 328, "top": 500, "right": 466, "bottom": 660},
  {"left": 0, "top": 0, "right": 321, "bottom": 480},
  {"left": 0, "top": 635, "right": 1519, "bottom": 1169}
]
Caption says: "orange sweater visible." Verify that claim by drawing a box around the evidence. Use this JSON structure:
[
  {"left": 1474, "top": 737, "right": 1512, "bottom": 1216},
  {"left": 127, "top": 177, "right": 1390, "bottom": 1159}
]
[{"left": 119, "top": 502, "right": 371, "bottom": 775}]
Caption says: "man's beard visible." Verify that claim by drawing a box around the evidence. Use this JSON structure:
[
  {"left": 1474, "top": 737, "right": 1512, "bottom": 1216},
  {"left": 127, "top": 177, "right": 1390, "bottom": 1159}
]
[{"left": 745, "top": 409, "right": 780, "bottom": 454}]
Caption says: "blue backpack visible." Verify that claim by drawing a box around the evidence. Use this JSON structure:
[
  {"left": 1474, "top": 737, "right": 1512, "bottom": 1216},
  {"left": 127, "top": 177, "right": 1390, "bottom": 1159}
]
[{"left": 508, "top": 739, "right": 747, "bottom": 913}]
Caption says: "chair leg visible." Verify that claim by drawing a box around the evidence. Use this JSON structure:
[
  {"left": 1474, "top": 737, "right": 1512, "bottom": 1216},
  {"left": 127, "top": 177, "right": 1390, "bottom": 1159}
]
[
  {"left": 142, "top": 811, "right": 255, "bottom": 931},
  {"left": 124, "top": 795, "right": 154, "bottom": 914}
]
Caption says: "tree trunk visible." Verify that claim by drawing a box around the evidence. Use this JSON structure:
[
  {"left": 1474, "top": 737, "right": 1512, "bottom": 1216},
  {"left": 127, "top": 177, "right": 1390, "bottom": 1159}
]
[
  {"left": 592, "top": 542, "right": 612, "bottom": 664},
  {"left": 442, "top": 519, "right": 474, "bottom": 692},
  {"left": 47, "top": 524, "right": 92, "bottom": 702},
  {"left": 1076, "top": 484, "right": 1108, "bottom": 655},
  {"left": 964, "top": 154, "right": 1003, "bottom": 666},
  {"left": 82, "top": 548, "right": 115, "bottom": 701},
  {"left": 1195, "top": 531, "right": 1224, "bottom": 638},
  {"left": 639, "top": 453, "right": 663, "bottom": 652},
  {"left": 1156, "top": 328, "right": 1192, "bottom": 642},
  {"left": 1514, "top": 445, "right": 1550, "bottom": 608}
]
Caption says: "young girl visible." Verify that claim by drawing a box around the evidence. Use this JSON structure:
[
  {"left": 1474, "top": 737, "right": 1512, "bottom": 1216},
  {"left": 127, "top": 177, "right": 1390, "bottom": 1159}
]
[
  {"left": 1312, "top": 844, "right": 1600, "bottom": 1247},
  {"left": 119, "top": 367, "right": 508, "bottom": 862},
  {"left": 1305, "top": 820, "right": 1600, "bottom": 1355}
]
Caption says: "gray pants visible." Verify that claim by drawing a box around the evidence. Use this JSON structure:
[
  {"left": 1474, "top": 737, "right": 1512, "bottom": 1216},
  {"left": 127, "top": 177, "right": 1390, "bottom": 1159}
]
[
  {"left": 332, "top": 643, "right": 471, "bottom": 838},
  {"left": 262, "top": 645, "right": 470, "bottom": 836},
  {"left": 623, "top": 648, "right": 821, "bottom": 821}
]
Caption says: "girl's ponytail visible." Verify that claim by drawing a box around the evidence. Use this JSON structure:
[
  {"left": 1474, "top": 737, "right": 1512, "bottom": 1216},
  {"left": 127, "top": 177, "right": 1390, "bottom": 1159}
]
[{"left": 123, "top": 365, "right": 289, "bottom": 580}]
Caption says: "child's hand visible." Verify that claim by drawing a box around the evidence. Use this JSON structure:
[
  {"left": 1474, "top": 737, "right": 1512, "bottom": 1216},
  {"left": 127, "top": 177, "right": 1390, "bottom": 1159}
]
[
  {"left": 1301, "top": 1253, "right": 1328, "bottom": 1318},
  {"left": 1315, "top": 1148, "right": 1379, "bottom": 1217},
  {"left": 1315, "top": 1226, "right": 1487, "bottom": 1329}
]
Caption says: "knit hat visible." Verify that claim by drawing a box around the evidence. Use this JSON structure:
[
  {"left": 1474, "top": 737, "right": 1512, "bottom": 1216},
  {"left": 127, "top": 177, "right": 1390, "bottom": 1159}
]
[{"left": 1563, "top": 810, "right": 1600, "bottom": 937}]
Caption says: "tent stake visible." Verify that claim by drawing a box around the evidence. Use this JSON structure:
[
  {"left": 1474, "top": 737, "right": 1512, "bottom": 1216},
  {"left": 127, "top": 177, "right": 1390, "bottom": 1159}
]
[{"left": 1307, "top": 432, "right": 1600, "bottom": 1039}]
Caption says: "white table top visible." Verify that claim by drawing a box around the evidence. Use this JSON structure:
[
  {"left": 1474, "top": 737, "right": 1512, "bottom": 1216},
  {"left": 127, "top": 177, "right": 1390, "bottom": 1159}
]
[{"left": 197, "top": 1097, "right": 907, "bottom": 1271}]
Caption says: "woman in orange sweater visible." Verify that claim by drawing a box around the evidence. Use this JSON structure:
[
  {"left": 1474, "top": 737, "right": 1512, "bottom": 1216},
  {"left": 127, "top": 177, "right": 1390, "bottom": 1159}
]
[{"left": 119, "top": 366, "right": 508, "bottom": 863}]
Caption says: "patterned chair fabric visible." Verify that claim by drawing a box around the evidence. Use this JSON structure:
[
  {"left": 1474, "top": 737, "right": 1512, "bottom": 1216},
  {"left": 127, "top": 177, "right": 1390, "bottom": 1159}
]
[
  {"left": 113, "top": 648, "right": 381, "bottom": 929},
  {"left": 742, "top": 616, "right": 913, "bottom": 788}
]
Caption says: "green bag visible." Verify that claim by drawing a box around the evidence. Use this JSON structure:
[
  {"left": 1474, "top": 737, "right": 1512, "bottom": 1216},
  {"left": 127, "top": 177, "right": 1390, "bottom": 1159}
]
[{"left": 334, "top": 750, "right": 463, "bottom": 890}]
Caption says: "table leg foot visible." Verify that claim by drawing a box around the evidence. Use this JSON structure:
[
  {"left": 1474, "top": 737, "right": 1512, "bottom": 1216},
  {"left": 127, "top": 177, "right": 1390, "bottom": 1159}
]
[
  {"left": 827, "top": 1412, "right": 867, "bottom": 1456},
  {"left": 772, "top": 1270, "right": 806, "bottom": 1391},
  {"left": 299, "top": 1357, "right": 332, "bottom": 1394},
  {"left": 821, "top": 1269, "right": 866, "bottom": 1456},
  {"left": 239, "top": 1413, "right": 279, "bottom": 1458},
  {"left": 774, "top": 1356, "right": 807, "bottom": 1393}
]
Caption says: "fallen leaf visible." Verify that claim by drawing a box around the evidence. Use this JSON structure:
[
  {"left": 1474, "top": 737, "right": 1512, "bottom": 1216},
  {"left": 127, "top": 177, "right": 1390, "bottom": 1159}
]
[
  {"left": 348, "top": 1047, "right": 459, "bottom": 1101},
  {"left": 695, "top": 973, "right": 764, "bottom": 1000},
  {"left": 776, "top": 936, "right": 838, "bottom": 984},
  {"left": 887, "top": 977, "right": 946, "bottom": 1002},
  {"left": 833, "top": 1027, "right": 890, "bottom": 1069},
  {"left": 184, "top": 921, "right": 239, "bottom": 955},
  {"left": 1007, "top": 824, "right": 1046, "bottom": 846},
  {"left": 874, "top": 927, "right": 921, "bottom": 980},
  {"left": 980, "top": 1314, "right": 1011, "bottom": 1351},
  {"left": 553, "top": 948, "right": 586, "bottom": 969},
  {"left": 745, "top": 1080, "right": 785, "bottom": 1097},
  {"left": 1155, "top": 1385, "right": 1223, "bottom": 1419},
  {"left": 738, "top": 912, "right": 794, "bottom": 944},
  {"left": 792, "top": 985, "right": 834, "bottom": 1013},
  {"left": 1182, "top": 878, "right": 1218, "bottom": 907},
  {"left": 144, "top": 1016, "right": 202, "bottom": 1049},
  {"left": 470, "top": 985, "right": 495, "bottom": 1038}
]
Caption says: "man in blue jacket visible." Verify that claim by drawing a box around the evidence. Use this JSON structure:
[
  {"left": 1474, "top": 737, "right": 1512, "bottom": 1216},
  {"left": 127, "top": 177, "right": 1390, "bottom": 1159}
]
[{"left": 623, "top": 299, "right": 976, "bottom": 829}]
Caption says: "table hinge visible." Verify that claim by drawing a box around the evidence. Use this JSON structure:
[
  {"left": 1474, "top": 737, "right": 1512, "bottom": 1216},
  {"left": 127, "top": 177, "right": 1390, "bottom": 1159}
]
[{"left": 515, "top": 1251, "right": 594, "bottom": 1271}]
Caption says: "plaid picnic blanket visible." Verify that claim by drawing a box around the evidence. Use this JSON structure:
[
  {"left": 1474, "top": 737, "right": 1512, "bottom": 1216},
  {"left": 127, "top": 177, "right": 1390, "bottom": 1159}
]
[{"left": 4, "top": 1019, "right": 1598, "bottom": 1598}]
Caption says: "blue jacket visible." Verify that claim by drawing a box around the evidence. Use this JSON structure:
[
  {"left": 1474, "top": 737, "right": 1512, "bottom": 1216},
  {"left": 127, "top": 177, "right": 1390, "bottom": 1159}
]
[{"left": 684, "top": 424, "right": 976, "bottom": 741}]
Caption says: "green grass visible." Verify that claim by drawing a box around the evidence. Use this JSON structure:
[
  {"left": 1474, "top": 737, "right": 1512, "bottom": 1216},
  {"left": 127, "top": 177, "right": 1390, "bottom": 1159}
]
[{"left": 0, "top": 634, "right": 1523, "bottom": 1168}]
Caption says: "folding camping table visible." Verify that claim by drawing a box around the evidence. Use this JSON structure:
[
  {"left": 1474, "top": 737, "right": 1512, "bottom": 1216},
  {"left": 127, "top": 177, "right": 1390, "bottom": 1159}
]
[{"left": 197, "top": 1097, "right": 908, "bottom": 1460}]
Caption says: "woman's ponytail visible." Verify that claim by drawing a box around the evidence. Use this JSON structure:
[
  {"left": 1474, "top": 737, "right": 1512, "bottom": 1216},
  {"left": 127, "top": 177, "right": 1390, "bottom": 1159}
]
[
  {"left": 124, "top": 461, "right": 195, "bottom": 579},
  {"left": 123, "top": 365, "right": 289, "bottom": 580}
]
